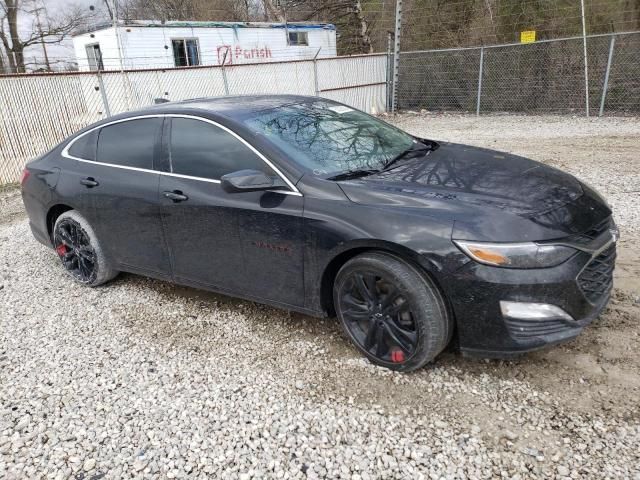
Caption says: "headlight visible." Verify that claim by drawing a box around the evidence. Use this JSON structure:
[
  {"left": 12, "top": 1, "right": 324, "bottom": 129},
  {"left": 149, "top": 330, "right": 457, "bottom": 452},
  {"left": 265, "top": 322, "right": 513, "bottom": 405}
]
[{"left": 453, "top": 240, "right": 576, "bottom": 268}]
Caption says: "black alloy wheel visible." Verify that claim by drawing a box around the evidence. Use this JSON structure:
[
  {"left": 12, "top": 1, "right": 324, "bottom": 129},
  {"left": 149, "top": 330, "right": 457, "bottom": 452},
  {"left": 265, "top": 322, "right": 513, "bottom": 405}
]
[
  {"left": 334, "top": 252, "right": 450, "bottom": 371},
  {"left": 54, "top": 218, "right": 98, "bottom": 284},
  {"left": 339, "top": 270, "right": 417, "bottom": 363}
]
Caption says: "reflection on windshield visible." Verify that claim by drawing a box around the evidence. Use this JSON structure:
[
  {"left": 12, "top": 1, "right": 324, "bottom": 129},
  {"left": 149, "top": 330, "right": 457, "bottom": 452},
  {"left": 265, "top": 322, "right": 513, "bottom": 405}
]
[{"left": 243, "top": 101, "right": 415, "bottom": 174}]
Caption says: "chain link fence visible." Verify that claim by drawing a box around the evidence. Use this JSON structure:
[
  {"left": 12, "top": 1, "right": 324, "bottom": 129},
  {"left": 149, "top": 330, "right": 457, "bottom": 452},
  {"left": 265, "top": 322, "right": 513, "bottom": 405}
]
[
  {"left": 397, "top": 31, "right": 640, "bottom": 115},
  {"left": 2, "top": 24, "right": 638, "bottom": 184},
  {"left": 0, "top": 54, "right": 387, "bottom": 185}
]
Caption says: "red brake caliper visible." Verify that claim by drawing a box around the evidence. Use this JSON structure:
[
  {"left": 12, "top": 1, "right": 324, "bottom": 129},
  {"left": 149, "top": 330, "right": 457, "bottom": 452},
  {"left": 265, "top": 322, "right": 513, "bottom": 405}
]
[
  {"left": 55, "top": 244, "right": 67, "bottom": 256},
  {"left": 390, "top": 349, "right": 405, "bottom": 363}
]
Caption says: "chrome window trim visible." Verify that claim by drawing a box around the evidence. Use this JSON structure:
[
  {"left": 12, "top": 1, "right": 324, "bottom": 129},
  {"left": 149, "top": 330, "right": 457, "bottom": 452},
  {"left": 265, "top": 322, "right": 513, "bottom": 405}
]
[
  {"left": 61, "top": 113, "right": 302, "bottom": 196},
  {"left": 164, "top": 170, "right": 221, "bottom": 184}
]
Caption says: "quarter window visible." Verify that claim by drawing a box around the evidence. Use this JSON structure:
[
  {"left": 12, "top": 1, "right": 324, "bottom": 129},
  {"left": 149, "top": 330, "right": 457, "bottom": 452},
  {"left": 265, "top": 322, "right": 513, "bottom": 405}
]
[
  {"left": 169, "top": 118, "right": 274, "bottom": 180},
  {"left": 68, "top": 129, "right": 98, "bottom": 161},
  {"left": 172, "top": 39, "right": 200, "bottom": 67},
  {"left": 96, "top": 118, "right": 162, "bottom": 169},
  {"left": 288, "top": 31, "right": 309, "bottom": 46}
]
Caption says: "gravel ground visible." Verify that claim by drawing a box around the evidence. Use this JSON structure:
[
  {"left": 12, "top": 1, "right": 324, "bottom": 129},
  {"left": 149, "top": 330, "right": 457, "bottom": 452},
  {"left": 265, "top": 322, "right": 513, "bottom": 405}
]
[{"left": 1, "top": 114, "right": 639, "bottom": 479}]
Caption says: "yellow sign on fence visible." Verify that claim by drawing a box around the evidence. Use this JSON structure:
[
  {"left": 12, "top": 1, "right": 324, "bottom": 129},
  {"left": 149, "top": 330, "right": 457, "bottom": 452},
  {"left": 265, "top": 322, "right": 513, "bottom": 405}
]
[{"left": 520, "top": 30, "right": 536, "bottom": 43}]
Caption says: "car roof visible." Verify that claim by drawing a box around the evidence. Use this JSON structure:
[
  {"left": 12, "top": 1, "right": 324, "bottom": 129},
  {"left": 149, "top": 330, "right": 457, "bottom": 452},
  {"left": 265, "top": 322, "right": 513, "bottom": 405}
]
[
  {"left": 142, "top": 94, "right": 322, "bottom": 120},
  {"left": 70, "top": 95, "right": 333, "bottom": 186}
]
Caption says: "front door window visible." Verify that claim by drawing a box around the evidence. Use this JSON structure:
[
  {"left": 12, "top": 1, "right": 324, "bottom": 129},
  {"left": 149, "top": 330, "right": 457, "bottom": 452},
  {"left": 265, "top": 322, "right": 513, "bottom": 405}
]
[{"left": 169, "top": 117, "right": 274, "bottom": 179}]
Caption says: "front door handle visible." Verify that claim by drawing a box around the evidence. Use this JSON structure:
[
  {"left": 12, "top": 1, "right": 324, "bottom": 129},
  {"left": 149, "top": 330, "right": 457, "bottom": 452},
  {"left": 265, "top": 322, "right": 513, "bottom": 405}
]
[
  {"left": 163, "top": 190, "right": 189, "bottom": 202},
  {"left": 80, "top": 177, "right": 99, "bottom": 188}
]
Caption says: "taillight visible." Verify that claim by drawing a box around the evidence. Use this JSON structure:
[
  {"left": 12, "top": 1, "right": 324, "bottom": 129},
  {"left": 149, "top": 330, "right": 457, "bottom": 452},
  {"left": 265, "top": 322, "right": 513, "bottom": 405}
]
[{"left": 20, "top": 168, "right": 30, "bottom": 186}]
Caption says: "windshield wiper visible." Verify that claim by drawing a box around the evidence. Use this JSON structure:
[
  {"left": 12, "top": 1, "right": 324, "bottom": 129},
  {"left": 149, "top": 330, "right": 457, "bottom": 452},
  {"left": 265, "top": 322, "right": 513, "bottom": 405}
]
[
  {"left": 327, "top": 168, "right": 380, "bottom": 181},
  {"left": 382, "top": 142, "right": 432, "bottom": 172},
  {"left": 326, "top": 140, "right": 437, "bottom": 182}
]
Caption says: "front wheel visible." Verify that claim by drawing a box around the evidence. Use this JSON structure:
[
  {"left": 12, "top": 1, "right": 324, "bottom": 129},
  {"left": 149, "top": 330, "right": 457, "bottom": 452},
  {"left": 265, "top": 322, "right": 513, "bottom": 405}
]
[
  {"left": 53, "top": 210, "right": 118, "bottom": 286},
  {"left": 334, "top": 252, "right": 451, "bottom": 372}
]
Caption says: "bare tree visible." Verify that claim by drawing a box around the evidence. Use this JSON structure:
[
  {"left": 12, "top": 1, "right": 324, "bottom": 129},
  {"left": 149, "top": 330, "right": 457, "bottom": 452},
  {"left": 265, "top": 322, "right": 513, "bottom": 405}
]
[
  {"left": 262, "top": 0, "right": 284, "bottom": 21},
  {"left": 274, "top": 0, "right": 376, "bottom": 54},
  {"left": 0, "top": 0, "right": 86, "bottom": 73},
  {"left": 119, "top": 0, "right": 260, "bottom": 22},
  {"left": 354, "top": 0, "right": 373, "bottom": 53}
]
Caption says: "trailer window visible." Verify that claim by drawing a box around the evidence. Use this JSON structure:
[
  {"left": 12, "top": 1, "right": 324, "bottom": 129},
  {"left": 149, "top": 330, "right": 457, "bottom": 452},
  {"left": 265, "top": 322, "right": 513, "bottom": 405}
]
[
  {"left": 172, "top": 39, "right": 200, "bottom": 67},
  {"left": 85, "top": 43, "right": 104, "bottom": 71},
  {"left": 288, "top": 32, "right": 309, "bottom": 46}
]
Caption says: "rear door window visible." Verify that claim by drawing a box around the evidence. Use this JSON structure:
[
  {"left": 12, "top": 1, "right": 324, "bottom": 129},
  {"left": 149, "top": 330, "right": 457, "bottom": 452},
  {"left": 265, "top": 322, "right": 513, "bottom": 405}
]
[
  {"left": 96, "top": 118, "right": 162, "bottom": 169},
  {"left": 169, "top": 117, "right": 273, "bottom": 180}
]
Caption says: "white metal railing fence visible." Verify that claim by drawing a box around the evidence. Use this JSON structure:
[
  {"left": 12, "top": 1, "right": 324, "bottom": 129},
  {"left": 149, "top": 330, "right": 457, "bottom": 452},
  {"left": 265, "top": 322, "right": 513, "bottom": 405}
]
[
  {"left": 0, "top": 53, "right": 388, "bottom": 185},
  {"left": 396, "top": 31, "right": 640, "bottom": 116}
]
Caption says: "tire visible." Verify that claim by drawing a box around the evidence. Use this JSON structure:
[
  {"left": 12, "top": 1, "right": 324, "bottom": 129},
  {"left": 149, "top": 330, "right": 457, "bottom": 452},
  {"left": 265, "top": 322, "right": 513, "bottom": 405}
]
[
  {"left": 52, "top": 210, "right": 118, "bottom": 286},
  {"left": 333, "top": 252, "right": 451, "bottom": 372}
]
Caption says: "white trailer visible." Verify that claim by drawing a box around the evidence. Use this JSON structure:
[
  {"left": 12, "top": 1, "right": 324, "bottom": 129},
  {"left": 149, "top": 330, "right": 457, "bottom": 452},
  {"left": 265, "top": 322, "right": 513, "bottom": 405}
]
[{"left": 72, "top": 21, "right": 337, "bottom": 72}]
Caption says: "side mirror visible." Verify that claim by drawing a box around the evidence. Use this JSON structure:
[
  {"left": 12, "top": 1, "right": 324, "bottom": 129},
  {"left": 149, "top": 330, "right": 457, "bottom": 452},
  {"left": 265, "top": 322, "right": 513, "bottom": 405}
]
[{"left": 220, "top": 169, "right": 284, "bottom": 193}]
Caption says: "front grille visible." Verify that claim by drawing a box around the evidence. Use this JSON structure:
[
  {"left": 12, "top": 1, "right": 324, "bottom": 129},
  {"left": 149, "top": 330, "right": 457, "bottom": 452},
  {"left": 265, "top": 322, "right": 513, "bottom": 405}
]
[{"left": 578, "top": 245, "right": 616, "bottom": 303}]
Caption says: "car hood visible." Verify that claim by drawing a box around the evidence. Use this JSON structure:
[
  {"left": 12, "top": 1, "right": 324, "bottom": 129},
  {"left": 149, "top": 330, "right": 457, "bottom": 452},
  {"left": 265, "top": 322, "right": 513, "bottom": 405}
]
[
  {"left": 340, "top": 142, "right": 583, "bottom": 214},
  {"left": 338, "top": 142, "right": 610, "bottom": 241}
]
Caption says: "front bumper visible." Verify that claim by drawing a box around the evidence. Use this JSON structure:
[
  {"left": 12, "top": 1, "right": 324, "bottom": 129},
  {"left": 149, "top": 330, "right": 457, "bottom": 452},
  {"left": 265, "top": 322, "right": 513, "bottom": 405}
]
[
  {"left": 442, "top": 238, "right": 616, "bottom": 358},
  {"left": 459, "top": 294, "right": 610, "bottom": 358}
]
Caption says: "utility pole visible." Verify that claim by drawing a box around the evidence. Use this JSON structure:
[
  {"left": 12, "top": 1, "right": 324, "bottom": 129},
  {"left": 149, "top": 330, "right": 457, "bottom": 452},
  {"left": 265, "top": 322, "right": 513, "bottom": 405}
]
[
  {"left": 112, "top": 0, "right": 125, "bottom": 72},
  {"left": 34, "top": 6, "right": 51, "bottom": 71},
  {"left": 391, "top": 0, "right": 402, "bottom": 113},
  {"left": 386, "top": 31, "right": 393, "bottom": 111},
  {"left": 111, "top": 0, "right": 132, "bottom": 110},
  {"left": 580, "top": 0, "right": 590, "bottom": 117}
]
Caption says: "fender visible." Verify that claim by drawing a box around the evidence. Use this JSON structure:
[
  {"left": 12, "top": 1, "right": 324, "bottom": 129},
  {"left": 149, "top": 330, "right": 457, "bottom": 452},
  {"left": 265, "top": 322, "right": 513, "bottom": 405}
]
[{"left": 311, "top": 238, "right": 450, "bottom": 316}]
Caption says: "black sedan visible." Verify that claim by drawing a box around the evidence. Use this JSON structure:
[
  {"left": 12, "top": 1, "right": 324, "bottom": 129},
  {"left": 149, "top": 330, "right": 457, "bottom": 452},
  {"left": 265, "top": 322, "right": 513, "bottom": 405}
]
[{"left": 21, "top": 95, "right": 617, "bottom": 371}]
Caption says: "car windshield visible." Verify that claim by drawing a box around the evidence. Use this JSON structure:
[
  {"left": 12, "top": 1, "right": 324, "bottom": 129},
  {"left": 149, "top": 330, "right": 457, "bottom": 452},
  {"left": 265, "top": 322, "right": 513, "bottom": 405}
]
[{"left": 241, "top": 101, "right": 416, "bottom": 175}]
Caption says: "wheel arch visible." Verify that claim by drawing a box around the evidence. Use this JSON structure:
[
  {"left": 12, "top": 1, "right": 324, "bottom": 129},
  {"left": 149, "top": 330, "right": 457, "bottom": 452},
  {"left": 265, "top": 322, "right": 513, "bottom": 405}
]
[
  {"left": 46, "top": 204, "right": 74, "bottom": 243},
  {"left": 319, "top": 240, "right": 449, "bottom": 317}
]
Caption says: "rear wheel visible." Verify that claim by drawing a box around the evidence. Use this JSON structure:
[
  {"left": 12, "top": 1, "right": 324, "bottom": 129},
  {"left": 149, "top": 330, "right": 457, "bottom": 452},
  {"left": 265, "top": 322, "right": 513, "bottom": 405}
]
[
  {"left": 53, "top": 210, "right": 118, "bottom": 286},
  {"left": 334, "top": 252, "right": 450, "bottom": 372}
]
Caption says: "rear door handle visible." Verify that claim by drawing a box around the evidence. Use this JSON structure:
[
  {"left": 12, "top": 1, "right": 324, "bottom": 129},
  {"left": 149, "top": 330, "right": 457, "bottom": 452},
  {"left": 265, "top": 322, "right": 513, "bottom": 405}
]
[
  {"left": 80, "top": 177, "right": 99, "bottom": 188},
  {"left": 163, "top": 190, "right": 189, "bottom": 202}
]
